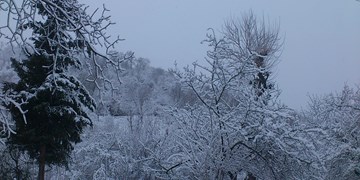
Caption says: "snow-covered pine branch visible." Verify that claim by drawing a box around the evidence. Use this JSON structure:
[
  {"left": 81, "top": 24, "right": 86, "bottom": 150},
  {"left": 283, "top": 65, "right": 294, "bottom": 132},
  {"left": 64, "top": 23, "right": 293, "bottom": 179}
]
[
  {"left": 0, "top": 0, "right": 129, "bottom": 146},
  {"left": 0, "top": 0, "right": 129, "bottom": 85}
]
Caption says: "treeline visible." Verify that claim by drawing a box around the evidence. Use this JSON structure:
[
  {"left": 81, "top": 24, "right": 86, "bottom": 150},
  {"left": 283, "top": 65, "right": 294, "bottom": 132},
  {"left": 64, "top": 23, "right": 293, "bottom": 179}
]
[
  {"left": 0, "top": 49, "right": 359, "bottom": 180},
  {"left": 0, "top": 7, "right": 359, "bottom": 180}
]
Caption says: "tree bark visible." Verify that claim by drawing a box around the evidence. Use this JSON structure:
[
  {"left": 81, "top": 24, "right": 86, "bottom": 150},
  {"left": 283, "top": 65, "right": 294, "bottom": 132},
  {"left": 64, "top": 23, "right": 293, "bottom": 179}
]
[
  {"left": 38, "top": 145, "right": 46, "bottom": 180},
  {"left": 245, "top": 172, "right": 256, "bottom": 180},
  {"left": 228, "top": 171, "right": 237, "bottom": 180}
]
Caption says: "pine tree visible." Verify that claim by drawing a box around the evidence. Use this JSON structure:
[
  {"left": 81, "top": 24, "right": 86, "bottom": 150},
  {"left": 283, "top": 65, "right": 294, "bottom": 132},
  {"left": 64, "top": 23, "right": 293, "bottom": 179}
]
[{"left": 4, "top": 1, "right": 96, "bottom": 179}]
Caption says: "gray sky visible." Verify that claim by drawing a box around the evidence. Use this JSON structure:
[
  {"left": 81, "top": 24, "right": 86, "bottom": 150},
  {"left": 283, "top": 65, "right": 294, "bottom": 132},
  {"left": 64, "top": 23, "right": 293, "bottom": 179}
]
[
  {"left": 86, "top": 0, "right": 360, "bottom": 109},
  {"left": 87, "top": 0, "right": 360, "bottom": 108}
]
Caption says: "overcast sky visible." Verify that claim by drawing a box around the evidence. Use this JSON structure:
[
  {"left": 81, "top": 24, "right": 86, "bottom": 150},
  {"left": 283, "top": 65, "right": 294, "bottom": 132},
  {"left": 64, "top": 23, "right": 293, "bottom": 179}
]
[
  {"left": 86, "top": 0, "right": 360, "bottom": 109},
  {"left": 2, "top": 0, "right": 360, "bottom": 109}
]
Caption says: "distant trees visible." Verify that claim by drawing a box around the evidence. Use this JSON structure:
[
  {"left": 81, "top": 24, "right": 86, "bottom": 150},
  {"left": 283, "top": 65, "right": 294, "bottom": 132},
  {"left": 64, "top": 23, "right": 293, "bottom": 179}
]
[
  {"left": 0, "top": 45, "right": 24, "bottom": 145},
  {"left": 0, "top": 145, "right": 34, "bottom": 179}
]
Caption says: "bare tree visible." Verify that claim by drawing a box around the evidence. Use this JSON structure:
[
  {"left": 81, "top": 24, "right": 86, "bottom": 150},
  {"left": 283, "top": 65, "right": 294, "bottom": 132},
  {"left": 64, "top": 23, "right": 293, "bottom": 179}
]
[
  {"left": 220, "top": 12, "right": 282, "bottom": 99},
  {"left": 304, "top": 85, "right": 360, "bottom": 180},
  {"left": 170, "top": 11, "right": 321, "bottom": 179},
  {"left": 0, "top": 0, "right": 132, "bottom": 85}
]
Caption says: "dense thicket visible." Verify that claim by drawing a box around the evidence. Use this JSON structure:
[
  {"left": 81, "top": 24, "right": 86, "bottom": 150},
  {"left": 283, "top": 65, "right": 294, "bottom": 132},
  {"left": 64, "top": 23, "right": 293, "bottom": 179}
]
[
  {"left": 1, "top": 45, "right": 359, "bottom": 179},
  {"left": 0, "top": 3, "right": 358, "bottom": 179}
]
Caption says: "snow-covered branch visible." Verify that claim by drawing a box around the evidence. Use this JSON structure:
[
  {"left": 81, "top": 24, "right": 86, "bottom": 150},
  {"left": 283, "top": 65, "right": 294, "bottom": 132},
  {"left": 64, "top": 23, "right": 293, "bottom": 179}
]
[
  {"left": 0, "top": 94, "right": 29, "bottom": 144},
  {"left": 0, "top": 0, "right": 126, "bottom": 83}
]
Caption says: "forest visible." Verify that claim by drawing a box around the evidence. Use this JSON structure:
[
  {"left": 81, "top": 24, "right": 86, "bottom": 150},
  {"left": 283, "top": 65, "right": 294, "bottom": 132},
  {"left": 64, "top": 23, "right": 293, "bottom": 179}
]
[{"left": 0, "top": 0, "right": 359, "bottom": 180}]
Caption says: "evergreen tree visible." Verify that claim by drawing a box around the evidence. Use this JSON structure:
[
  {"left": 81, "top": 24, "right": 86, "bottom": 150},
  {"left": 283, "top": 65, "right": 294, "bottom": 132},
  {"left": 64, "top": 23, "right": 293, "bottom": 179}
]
[{"left": 4, "top": 1, "right": 96, "bottom": 179}]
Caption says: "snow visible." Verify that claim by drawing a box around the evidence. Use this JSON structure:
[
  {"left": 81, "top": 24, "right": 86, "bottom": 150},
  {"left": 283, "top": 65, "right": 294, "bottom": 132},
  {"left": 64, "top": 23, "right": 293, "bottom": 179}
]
[{"left": 0, "top": 3, "right": 359, "bottom": 178}]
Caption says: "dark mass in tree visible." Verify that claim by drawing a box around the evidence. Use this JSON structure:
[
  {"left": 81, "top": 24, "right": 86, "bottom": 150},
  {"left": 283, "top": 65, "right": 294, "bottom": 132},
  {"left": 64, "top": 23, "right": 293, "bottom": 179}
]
[{"left": 3, "top": 1, "right": 97, "bottom": 179}]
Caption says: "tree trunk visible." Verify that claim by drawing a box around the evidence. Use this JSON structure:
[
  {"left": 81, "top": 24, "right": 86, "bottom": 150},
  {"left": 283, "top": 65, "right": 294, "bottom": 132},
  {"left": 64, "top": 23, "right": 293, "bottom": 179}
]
[
  {"left": 228, "top": 171, "right": 237, "bottom": 180},
  {"left": 245, "top": 172, "right": 256, "bottom": 180},
  {"left": 38, "top": 145, "right": 46, "bottom": 180}
]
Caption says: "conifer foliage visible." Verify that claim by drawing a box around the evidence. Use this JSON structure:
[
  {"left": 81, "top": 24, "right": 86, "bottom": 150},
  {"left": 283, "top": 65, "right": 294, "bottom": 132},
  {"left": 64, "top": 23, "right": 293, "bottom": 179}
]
[{"left": 3, "top": 0, "right": 98, "bottom": 179}]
